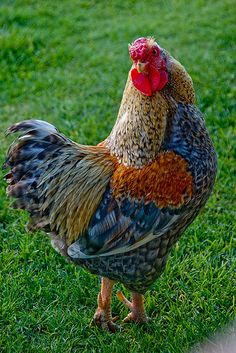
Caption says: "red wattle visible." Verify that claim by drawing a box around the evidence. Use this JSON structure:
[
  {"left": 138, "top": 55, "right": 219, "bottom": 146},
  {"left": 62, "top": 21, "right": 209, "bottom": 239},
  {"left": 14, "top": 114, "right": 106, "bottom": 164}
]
[
  {"left": 158, "top": 70, "right": 168, "bottom": 91},
  {"left": 131, "top": 68, "right": 152, "bottom": 96},
  {"left": 149, "top": 67, "right": 160, "bottom": 92}
]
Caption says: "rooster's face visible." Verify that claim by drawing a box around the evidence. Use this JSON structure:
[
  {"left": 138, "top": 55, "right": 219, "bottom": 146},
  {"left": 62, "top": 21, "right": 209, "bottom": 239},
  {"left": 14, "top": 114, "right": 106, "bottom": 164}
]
[{"left": 129, "top": 37, "right": 168, "bottom": 97}]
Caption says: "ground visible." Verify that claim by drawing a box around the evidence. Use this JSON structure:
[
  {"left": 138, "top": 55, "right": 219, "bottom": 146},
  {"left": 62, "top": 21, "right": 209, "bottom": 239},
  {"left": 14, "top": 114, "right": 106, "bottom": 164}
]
[{"left": 0, "top": 0, "right": 235, "bottom": 352}]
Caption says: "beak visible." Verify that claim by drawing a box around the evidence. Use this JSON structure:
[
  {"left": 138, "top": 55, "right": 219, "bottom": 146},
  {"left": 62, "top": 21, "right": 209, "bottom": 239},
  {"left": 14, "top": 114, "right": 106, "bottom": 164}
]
[{"left": 136, "top": 60, "right": 149, "bottom": 74}]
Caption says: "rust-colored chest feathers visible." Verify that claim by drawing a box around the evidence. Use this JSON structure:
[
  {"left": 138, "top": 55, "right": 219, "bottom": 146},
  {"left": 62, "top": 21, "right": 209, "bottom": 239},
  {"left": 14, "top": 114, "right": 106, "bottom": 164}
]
[{"left": 111, "top": 151, "right": 193, "bottom": 208}]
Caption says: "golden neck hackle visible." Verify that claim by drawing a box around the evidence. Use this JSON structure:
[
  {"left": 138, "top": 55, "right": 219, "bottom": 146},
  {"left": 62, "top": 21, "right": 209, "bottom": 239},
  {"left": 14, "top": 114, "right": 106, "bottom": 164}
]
[{"left": 106, "top": 74, "right": 169, "bottom": 168}]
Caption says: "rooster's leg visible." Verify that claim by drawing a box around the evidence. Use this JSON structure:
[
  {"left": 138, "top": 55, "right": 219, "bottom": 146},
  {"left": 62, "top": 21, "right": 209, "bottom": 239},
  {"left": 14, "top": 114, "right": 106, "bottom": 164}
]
[
  {"left": 117, "top": 290, "right": 149, "bottom": 323},
  {"left": 93, "top": 277, "right": 120, "bottom": 332}
]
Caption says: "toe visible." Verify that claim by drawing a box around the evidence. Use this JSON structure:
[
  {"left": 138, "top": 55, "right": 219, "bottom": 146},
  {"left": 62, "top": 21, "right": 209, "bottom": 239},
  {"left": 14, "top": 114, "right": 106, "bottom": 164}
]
[
  {"left": 106, "top": 320, "right": 122, "bottom": 333},
  {"left": 123, "top": 312, "right": 149, "bottom": 323},
  {"left": 93, "top": 309, "right": 121, "bottom": 332},
  {"left": 116, "top": 290, "right": 133, "bottom": 310}
]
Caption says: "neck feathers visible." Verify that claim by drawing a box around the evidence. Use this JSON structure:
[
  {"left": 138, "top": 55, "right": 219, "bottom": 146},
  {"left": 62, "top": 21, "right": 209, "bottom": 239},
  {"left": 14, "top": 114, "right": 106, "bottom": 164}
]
[{"left": 106, "top": 75, "right": 169, "bottom": 168}]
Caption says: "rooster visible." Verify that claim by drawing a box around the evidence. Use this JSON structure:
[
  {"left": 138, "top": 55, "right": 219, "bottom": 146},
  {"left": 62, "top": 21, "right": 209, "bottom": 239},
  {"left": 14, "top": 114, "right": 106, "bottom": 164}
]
[{"left": 4, "top": 37, "right": 217, "bottom": 332}]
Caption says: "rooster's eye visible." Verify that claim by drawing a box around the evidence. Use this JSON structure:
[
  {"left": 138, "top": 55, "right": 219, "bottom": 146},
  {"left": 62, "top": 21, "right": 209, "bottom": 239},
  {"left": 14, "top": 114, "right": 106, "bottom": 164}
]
[{"left": 152, "top": 49, "right": 158, "bottom": 56}]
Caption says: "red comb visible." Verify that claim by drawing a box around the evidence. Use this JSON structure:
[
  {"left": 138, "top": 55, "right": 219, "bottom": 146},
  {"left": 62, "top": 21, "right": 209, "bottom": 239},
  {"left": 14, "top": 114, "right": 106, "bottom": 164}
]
[{"left": 129, "top": 38, "right": 148, "bottom": 61}]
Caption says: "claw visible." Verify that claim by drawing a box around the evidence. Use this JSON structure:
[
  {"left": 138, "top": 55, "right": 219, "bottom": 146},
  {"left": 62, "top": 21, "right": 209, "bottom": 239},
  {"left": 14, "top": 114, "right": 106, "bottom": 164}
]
[
  {"left": 112, "top": 315, "right": 120, "bottom": 323},
  {"left": 116, "top": 290, "right": 149, "bottom": 323},
  {"left": 93, "top": 308, "right": 121, "bottom": 332},
  {"left": 123, "top": 311, "right": 149, "bottom": 323}
]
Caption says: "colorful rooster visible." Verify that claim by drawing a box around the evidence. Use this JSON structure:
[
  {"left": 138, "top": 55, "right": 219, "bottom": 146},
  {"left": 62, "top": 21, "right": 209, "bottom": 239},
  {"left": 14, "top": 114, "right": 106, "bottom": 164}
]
[{"left": 4, "top": 37, "right": 217, "bottom": 331}]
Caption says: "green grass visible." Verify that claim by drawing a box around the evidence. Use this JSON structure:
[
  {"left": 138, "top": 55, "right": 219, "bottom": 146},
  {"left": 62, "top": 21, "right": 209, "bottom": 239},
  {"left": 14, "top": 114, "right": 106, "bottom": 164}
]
[{"left": 0, "top": 0, "right": 235, "bottom": 352}]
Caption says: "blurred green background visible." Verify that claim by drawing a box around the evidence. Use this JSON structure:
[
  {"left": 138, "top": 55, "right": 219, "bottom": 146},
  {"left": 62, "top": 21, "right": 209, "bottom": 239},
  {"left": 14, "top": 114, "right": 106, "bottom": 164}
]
[{"left": 0, "top": 1, "right": 235, "bottom": 352}]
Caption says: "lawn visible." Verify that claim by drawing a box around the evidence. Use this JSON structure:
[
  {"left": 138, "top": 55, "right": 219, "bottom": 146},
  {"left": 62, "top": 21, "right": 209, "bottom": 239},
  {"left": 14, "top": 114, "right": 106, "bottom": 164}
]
[{"left": 0, "top": 0, "right": 235, "bottom": 352}]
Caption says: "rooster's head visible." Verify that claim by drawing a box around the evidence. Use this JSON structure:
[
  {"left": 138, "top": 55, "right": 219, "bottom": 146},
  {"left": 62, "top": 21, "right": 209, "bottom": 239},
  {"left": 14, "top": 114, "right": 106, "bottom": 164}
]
[{"left": 129, "top": 37, "right": 168, "bottom": 97}]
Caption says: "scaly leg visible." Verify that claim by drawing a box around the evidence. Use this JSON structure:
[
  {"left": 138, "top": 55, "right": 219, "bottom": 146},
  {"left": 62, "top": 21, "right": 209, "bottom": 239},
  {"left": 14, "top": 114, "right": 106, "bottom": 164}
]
[
  {"left": 117, "top": 290, "right": 149, "bottom": 323},
  {"left": 93, "top": 277, "right": 120, "bottom": 332}
]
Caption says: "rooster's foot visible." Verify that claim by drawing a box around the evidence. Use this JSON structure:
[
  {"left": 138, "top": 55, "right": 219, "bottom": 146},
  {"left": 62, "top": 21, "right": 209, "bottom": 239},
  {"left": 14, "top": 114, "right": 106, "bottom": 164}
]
[
  {"left": 116, "top": 290, "right": 149, "bottom": 323},
  {"left": 93, "top": 291, "right": 121, "bottom": 332},
  {"left": 93, "top": 307, "right": 120, "bottom": 332}
]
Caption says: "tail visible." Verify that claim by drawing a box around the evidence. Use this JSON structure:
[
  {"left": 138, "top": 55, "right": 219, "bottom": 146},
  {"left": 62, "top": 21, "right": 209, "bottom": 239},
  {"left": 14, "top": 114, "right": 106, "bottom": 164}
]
[
  {"left": 3, "top": 119, "right": 114, "bottom": 243},
  {"left": 3, "top": 120, "right": 76, "bottom": 229}
]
